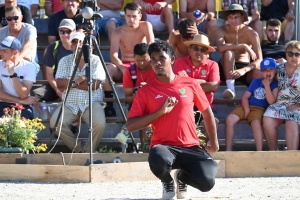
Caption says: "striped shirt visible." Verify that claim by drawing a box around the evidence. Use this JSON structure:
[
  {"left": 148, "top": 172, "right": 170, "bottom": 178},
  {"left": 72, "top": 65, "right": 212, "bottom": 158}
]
[
  {"left": 55, "top": 54, "right": 106, "bottom": 115},
  {"left": 222, "top": 0, "right": 258, "bottom": 15}
]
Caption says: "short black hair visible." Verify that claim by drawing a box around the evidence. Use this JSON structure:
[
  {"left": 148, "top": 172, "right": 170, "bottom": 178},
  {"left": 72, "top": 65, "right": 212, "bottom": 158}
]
[
  {"left": 124, "top": 2, "right": 142, "bottom": 14},
  {"left": 178, "top": 19, "right": 196, "bottom": 39},
  {"left": 148, "top": 40, "right": 174, "bottom": 57},
  {"left": 266, "top": 18, "right": 281, "bottom": 27},
  {"left": 134, "top": 43, "right": 149, "bottom": 56}
]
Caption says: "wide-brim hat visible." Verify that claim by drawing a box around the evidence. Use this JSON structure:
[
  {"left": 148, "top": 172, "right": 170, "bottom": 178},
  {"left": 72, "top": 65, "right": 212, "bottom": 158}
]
[
  {"left": 219, "top": 4, "right": 248, "bottom": 22},
  {"left": 183, "top": 34, "right": 215, "bottom": 53}
]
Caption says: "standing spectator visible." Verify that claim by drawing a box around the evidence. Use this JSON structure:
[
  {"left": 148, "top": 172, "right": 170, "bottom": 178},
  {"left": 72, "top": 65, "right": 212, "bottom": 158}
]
[
  {"left": 45, "top": 0, "right": 64, "bottom": 16},
  {"left": 122, "top": 43, "right": 156, "bottom": 146},
  {"left": 47, "top": 0, "right": 82, "bottom": 44},
  {"left": 126, "top": 41, "right": 219, "bottom": 199},
  {"left": 134, "top": 0, "right": 174, "bottom": 34},
  {"left": 95, "top": 0, "right": 126, "bottom": 43},
  {"left": 106, "top": 2, "right": 154, "bottom": 117},
  {"left": 0, "top": 36, "right": 36, "bottom": 119},
  {"left": 1, "top": 0, "right": 39, "bottom": 18},
  {"left": 50, "top": 32, "right": 106, "bottom": 153},
  {"left": 0, "top": 0, "right": 32, "bottom": 28},
  {"left": 32, "top": 19, "right": 75, "bottom": 117},
  {"left": 261, "top": 0, "right": 295, "bottom": 44},
  {"left": 217, "top": 4, "right": 262, "bottom": 99},
  {"left": 169, "top": 18, "right": 198, "bottom": 58},
  {"left": 173, "top": 34, "right": 220, "bottom": 139},
  {"left": 225, "top": 58, "right": 278, "bottom": 151},
  {"left": 179, "top": 0, "right": 218, "bottom": 45},
  {"left": 263, "top": 41, "right": 300, "bottom": 151},
  {"left": 262, "top": 19, "right": 286, "bottom": 61},
  {"left": 0, "top": 6, "right": 38, "bottom": 74},
  {"left": 222, "top": 0, "right": 263, "bottom": 42}
]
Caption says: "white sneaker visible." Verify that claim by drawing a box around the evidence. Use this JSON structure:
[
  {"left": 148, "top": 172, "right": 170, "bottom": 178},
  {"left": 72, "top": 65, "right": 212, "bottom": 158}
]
[
  {"left": 162, "top": 180, "right": 175, "bottom": 199},
  {"left": 222, "top": 89, "right": 235, "bottom": 99},
  {"left": 174, "top": 170, "right": 189, "bottom": 199}
]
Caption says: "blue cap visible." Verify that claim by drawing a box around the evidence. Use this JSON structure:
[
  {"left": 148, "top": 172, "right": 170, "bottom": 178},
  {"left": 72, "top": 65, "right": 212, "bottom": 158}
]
[
  {"left": 260, "top": 58, "right": 277, "bottom": 72},
  {"left": 0, "top": 36, "right": 21, "bottom": 51}
]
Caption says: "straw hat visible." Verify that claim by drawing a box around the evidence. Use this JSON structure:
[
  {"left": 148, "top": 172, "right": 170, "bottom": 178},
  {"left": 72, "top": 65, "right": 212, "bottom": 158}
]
[
  {"left": 219, "top": 4, "right": 249, "bottom": 22},
  {"left": 183, "top": 34, "right": 215, "bottom": 53}
]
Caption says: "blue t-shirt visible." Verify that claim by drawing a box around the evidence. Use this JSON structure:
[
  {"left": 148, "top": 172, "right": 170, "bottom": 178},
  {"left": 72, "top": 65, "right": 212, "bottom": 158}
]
[{"left": 247, "top": 78, "right": 278, "bottom": 109}]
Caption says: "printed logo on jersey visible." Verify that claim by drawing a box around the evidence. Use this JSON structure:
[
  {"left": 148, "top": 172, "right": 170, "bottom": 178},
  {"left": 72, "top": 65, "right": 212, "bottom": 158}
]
[
  {"left": 155, "top": 94, "right": 163, "bottom": 99},
  {"left": 185, "top": 69, "right": 191, "bottom": 73},
  {"left": 179, "top": 88, "right": 185, "bottom": 95},
  {"left": 201, "top": 70, "right": 207, "bottom": 75},
  {"left": 254, "top": 87, "right": 266, "bottom": 100}
]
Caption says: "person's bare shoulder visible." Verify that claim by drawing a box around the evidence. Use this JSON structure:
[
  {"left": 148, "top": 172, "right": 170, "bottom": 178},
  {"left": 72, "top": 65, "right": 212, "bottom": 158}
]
[{"left": 139, "top": 21, "right": 152, "bottom": 30}]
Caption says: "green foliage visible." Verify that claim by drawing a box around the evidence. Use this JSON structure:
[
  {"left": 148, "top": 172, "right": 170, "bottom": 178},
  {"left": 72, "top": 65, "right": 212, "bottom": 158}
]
[
  {"left": 98, "top": 145, "right": 116, "bottom": 153},
  {"left": 0, "top": 105, "right": 46, "bottom": 154}
]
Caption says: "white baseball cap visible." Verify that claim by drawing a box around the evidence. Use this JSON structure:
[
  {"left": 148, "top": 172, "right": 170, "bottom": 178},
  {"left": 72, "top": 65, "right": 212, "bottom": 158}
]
[{"left": 71, "top": 32, "right": 85, "bottom": 42}]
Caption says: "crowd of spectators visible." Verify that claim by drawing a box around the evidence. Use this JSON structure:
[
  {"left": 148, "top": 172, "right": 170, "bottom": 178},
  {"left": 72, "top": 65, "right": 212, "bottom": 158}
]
[{"left": 0, "top": 0, "right": 298, "bottom": 154}]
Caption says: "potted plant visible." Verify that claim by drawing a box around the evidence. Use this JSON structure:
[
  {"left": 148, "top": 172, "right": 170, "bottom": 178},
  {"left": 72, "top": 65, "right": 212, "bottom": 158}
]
[{"left": 0, "top": 104, "right": 47, "bottom": 154}]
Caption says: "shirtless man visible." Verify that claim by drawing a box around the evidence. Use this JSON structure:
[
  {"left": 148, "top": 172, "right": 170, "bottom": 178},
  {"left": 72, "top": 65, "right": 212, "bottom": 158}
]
[
  {"left": 179, "top": 0, "right": 217, "bottom": 45},
  {"left": 105, "top": 2, "right": 154, "bottom": 116},
  {"left": 216, "top": 4, "right": 262, "bottom": 99},
  {"left": 169, "top": 18, "right": 198, "bottom": 58}
]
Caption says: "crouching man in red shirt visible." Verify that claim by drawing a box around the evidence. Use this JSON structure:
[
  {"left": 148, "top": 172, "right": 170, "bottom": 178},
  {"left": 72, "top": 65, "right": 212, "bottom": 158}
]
[{"left": 126, "top": 41, "right": 219, "bottom": 199}]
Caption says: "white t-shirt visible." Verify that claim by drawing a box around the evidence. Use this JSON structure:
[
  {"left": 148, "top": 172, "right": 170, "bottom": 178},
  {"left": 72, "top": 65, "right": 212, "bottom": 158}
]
[
  {"left": 0, "top": 59, "right": 36, "bottom": 98},
  {"left": 0, "top": 0, "right": 39, "bottom": 10}
]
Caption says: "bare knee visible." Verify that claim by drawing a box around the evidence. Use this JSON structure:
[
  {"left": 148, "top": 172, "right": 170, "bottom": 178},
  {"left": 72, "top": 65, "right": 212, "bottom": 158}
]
[
  {"left": 225, "top": 114, "right": 238, "bottom": 127},
  {"left": 207, "top": 19, "right": 217, "bottom": 31},
  {"left": 106, "top": 20, "right": 117, "bottom": 33}
]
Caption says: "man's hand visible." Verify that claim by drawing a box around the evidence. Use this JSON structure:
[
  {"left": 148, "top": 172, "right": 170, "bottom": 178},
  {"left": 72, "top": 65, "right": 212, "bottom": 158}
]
[
  {"left": 276, "top": 58, "right": 286, "bottom": 63},
  {"left": 230, "top": 68, "right": 246, "bottom": 79},
  {"left": 288, "top": 104, "right": 300, "bottom": 111},
  {"left": 262, "top": 78, "right": 272, "bottom": 87},
  {"left": 205, "top": 141, "right": 219, "bottom": 153},
  {"left": 187, "top": 26, "right": 198, "bottom": 38},
  {"left": 4, "top": 60, "right": 15, "bottom": 75},
  {"left": 160, "top": 97, "right": 178, "bottom": 114},
  {"left": 152, "top": 2, "right": 164, "bottom": 11},
  {"left": 142, "top": 2, "right": 153, "bottom": 12},
  {"left": 20, "top": 96, "right": 36, "bottom": 105},
  {"left": 243, "top": 44, "right": 257, "bottom": 61},
  {"left": 244, "top": 108, "right": 250, "bottom": 119},
  {"left": 286, "top": 11, "right": 295, "bottom": 22}
]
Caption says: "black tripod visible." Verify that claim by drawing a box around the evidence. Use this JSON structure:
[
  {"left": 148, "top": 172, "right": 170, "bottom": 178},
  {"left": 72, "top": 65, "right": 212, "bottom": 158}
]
[{"left": 49, "top": 29, "right": 139, "bottom": 164}]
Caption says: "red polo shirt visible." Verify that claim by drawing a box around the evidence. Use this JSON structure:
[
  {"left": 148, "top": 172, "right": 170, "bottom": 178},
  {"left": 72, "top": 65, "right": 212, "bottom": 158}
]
[{"left": 173, "top": 56, "right": 220, "bottom": 107}]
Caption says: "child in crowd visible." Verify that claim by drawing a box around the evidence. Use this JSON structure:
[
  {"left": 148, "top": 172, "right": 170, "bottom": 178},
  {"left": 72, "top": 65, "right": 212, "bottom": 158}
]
[{"left": 225, "top": 58, "right": 279, "bottom": 151}]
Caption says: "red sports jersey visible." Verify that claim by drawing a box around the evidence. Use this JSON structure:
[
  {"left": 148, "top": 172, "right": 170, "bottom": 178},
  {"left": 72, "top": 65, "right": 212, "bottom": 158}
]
[
  {"left": 144, "top": 0, "right": 162, "bottom": 15},
  {"left": 128, "top": 76, "right": 209, "bottom": 148},
  {"left": 173, "top": 56, "right": 220, "bottom": 107},
  {"left": 123, "top": 64, "right": 157, "bottom": 88}
]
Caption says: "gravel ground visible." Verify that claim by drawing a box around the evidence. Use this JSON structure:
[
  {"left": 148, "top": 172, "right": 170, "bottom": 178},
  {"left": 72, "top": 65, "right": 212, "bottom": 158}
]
[{"left": 1, "top": 177, "right": 300, "bottom": 200}]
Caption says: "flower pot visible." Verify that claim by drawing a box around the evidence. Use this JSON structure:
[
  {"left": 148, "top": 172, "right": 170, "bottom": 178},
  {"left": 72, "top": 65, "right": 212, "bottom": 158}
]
[{"left": 0, "top": 147, "right": 23, "bottom": 153}]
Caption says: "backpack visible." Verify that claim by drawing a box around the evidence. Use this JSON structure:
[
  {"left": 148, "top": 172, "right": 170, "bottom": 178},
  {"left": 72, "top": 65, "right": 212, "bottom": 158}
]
[
  {"left": 129, "top": 63, "right": 137, "bottom": 87},
  {"left": 51, "top": 40, "right": 60, "bottom": 75}
]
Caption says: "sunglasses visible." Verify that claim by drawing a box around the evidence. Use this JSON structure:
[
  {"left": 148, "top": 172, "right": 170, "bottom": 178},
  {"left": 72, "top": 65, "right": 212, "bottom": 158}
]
[
  {"left": 6, "top": 16, "right": 19, "bottom": 21},
  {"left": 59, "top": 30, "right": 72, "bottom": 35},
  {"left": 287, "top": 51, "right": 300, "bottom": 58},
  {"left": 191, "top": 46, "right": 207, "bottom": 53}
]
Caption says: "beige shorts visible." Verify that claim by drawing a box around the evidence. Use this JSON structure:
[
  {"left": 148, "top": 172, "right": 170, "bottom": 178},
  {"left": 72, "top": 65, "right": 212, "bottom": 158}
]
[
  {"left": 230, "top": 105, "right": 265, "bottom": 124},
  {"left": 262, "top": 19, "right": 287, "bottom": 41}
]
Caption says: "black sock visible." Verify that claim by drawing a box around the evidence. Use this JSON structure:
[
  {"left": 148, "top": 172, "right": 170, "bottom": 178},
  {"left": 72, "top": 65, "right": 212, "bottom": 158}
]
[{"left": 104, "top": 91, "right": 113, "bottom": 108}]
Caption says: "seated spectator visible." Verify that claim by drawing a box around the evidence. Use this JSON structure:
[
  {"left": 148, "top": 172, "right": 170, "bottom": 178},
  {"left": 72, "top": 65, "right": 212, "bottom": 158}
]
[
  {"left": 262, "top": 19, "right": 286, "bottom": 61},
  {"left": 225, "top": 58, "right": 278, "bottom": 151},
  {"left": 263, "top": 41, "right": 300, "bottom": 151},
  {"left": 179, "top": 0, "right": 218, "bottom": 45},
  {"left": 169, "top": 18, "right": 198, "bottom": 58},
  {"left": 122, "top": 43, "right": 156, "bottom": 146},
  {"left": 32, "top": 19, "right": 75, "bottom": 118},
  {"left": 217, "top": 4, "right": 262, "bottom": 99},
  {"left": 173, "top": 34, "right": 220, "bottom": 140},
  {"left": 0, "top": 0, "right": 32, "bottom": 28},
  {"left": 0, "top": 36, "right": 36, "bottom": 119},
  {"left": 106, "top": 2, "right": 154, "bottom": 117},
  {"left": 0, "top": 6, "right": 39, "bottom": 74},
  {"left": 222, "top": 0, "right": 263, "bottom": 42},
  {"left": 1, "top": 0, "right": 39, "bottom": 18},
  {"left": 134, "top": 0, "right": 174, "bottom": 34},
  {"left": 45, "top": 0, "right": 64, "bottom": 17},
  {"left": 95, "top": 0, "right": 126, "bottom": 43},
  {"left": 50, "top": 32, "right": 106, "bottom": 153},
  {"left": 48, "top": 0, "right": 82, "bottom": 44},
  {"left": 261, "top": 0, "right": 295, "bottom": 44}
]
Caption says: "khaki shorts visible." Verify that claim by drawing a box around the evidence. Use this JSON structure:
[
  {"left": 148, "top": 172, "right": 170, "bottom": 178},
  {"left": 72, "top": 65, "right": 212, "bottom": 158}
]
[
  {"left": 230, "top": 105, "right": 265, "bottom": 124},
  {"left": 262, "top": 19, "right": 287, "bottom": 41}
]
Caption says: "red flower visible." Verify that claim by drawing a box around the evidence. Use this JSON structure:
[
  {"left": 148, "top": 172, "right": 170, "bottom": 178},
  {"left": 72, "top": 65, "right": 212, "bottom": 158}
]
[{"left": 11, "top": 104, "right": 24, "bottom": 110}]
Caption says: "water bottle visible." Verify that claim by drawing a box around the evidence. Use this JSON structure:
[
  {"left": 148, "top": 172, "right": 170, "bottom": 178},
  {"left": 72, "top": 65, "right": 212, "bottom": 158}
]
[
  {"left": 112, "top": 156, "right": 121, "bottom": 163},
  {"left": 194, "top": 10, "right": 201, "bottom": 18},
  {"left": 40, "top": 101, "right": 48, "bottom": 120}
]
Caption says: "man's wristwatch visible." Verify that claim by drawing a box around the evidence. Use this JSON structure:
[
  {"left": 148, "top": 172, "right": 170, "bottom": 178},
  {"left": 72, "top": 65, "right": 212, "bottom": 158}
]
[
  {"left": 10, "top": 73, "right": 17, "bottom": 78},
  {"left": 72, "top": 80, "right": 80, "bottom": 86}
]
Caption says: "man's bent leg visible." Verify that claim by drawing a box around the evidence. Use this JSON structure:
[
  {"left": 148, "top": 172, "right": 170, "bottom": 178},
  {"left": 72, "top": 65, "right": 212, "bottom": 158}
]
[
  {"left": 160, "top": 4, "right": 174, "bottom": 34},
  {"left": 82, "top": 103, "right": 106, "bottom": 153},
  {"left": 50, "top": 105, "right": 83, "bottom": 152},
  {"left": 284, "top": 20, "right": 295, "bottom": 43},
  {"left": 221, "top": 51, "right": 236, "bottom": 99},
  {"left": 202, "top": 18, "right": 218, "bottom": 46}
]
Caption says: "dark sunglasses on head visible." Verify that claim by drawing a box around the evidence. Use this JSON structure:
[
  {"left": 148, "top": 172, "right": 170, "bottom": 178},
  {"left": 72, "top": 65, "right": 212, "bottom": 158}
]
[
  {"left": 59, "top": 30, "right": 72, "bottom": 35},
  {"left": 191, "top": 46, "right": 208, "bottom": 53},
  {"left": 6, "top": 16, "right": 19, "bottom": 21},
  {"left": 287, "top": 51, "right": 300, "bottom": 58}
]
